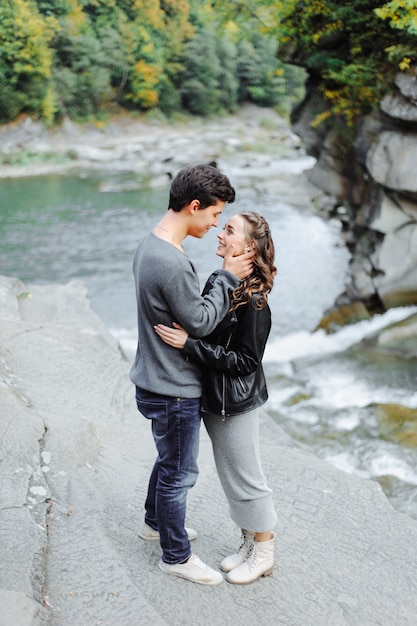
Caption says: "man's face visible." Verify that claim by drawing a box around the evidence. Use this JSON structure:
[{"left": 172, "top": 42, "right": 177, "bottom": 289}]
[{"left": 189, "top": 200, "right": 225, "bottom": 238}]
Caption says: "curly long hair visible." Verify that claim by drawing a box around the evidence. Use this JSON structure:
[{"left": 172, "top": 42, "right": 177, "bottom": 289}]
[{"left": 230, "top": 211, "right": 277, "bottom": 312}]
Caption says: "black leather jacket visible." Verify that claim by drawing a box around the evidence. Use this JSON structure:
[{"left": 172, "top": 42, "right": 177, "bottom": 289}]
[{"left": 182, "top": 271, "right": 271, "bottom": 417}]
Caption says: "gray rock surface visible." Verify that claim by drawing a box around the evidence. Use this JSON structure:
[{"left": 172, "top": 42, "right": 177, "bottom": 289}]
[
  {"left": 380, "top": 92, "right": 417, "bottom": 122},
  {"left": 357, "top": 191, "right": 417, "bottom": 308},
  {"left": 292, "top": 68, "right": 417, "bottom": 322},
  {"left": 380, "top": 70, "right": 417, "bottom": 123},
  {"left": 0, "top": 105, "right": 305, "bottom": 187},
  {"left": 1, "top": 275, "right": 417, "bottom": 626},
  {"left": 366, "top": 131, "right": 417, "bottom": 194}
]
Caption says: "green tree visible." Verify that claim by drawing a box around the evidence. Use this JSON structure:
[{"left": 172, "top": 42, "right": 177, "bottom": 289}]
[
  {"left": 276, "top": 0, "right": 395, "bottom": 125},
  {"left": 180, "top": 26, "right": 222, "bottom": 115},
  {"left": 200, "top": 0, "right": 305, "bottom": 113},
  {"left": 0, "top": 0, "right": 297, "bottom": 123},
  {"left": 266, "top": 0, "right": 416, "bottom": 125},
  {"left": 35, "top": 0, "right": 113, "bottom": 119},
  {"left": 157, "top": 0, "right": 195, "bottom": 114},
  {"left": 238, "top": 36, "right": 285, "bottom": 107},
  {"left": 78, "top": 0, "right": 118, "bottom": 26},
  {"left": 0, "top": 0, "right": 57, "bottom": 122},
  {"left": 216, "top": 35, "right": 239, "bottom": 112},
  {"left": 375, "top": 0, "right": 417, "bottom": 35},
  {"left": 114, "top": 2, "right": 166, "bottom": 110},
  {"left": 375, "top": 0, "right": 417, "bottom": 71},
  {"left": 236, "top": 39, "right": 261, "bottom": 103},
  {"left": 210, "top": 0, "right": 416, "bottom": 125},
  {"left": 52, "top": 32, "right": 111, "bottom": 118}
]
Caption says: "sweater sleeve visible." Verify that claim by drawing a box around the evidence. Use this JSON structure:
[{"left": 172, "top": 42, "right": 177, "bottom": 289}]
[
  {"left": 182, "top": 302, "right": 271, "bottom": 376},
  {"left": 160, "top": 259, "right": 239, "bottom": 338}
]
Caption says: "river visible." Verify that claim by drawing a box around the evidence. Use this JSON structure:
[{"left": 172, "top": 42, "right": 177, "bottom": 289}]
[{"left": 1, "top": 168, "right": 417, "bottom": 521}]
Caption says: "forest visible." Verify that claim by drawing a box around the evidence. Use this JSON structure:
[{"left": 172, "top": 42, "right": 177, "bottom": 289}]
[{"left": 0, "top": 0, "right": 416, "bottom": 126}]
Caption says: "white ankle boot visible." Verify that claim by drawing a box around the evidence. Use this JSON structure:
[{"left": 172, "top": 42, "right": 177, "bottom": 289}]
[
  {"left": 220, "top": 530, "right": 255, "bottom": 572},
  {"left": 226, "top": 532, "right": 275, "bottom": 584}
]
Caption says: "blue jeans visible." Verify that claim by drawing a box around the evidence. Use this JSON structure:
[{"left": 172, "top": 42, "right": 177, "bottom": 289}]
[{"left": 135, "top": 387, "right": 201, "bottom": 564}]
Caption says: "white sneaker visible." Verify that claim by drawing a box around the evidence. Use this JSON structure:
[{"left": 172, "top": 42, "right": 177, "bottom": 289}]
[
  {"left": 138, "top": 522, "right": 197, "bottom": 541},
  {"left": 159, "top": 554, "right": 223, "bottom": 586}
]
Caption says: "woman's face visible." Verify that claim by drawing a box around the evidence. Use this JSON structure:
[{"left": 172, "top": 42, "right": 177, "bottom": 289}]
[{"left": 216, "top": 214, "right": 248, "bottom": 258}]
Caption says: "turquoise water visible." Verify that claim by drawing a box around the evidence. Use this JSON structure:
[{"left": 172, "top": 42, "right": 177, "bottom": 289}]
[
  {"left": 0, "top": 172, "right": 349, "bottom": 336},
  {"left": 1, "top": 174, "right": 167, "bottom": 330}
]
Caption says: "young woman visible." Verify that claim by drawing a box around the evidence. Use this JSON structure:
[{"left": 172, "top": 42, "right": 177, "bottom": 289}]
[{"left": 154, "top": 211, "right": 277, "bottom": 585}]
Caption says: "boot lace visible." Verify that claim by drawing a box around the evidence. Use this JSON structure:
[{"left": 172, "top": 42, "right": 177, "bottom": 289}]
[
  {"left": 238, "top": 531, "right": 254, "bottom": 555},
  {"left": 243, "top": 542, "right": 257, "bottom": 568},
  {"left": 238, "top": 535, "right": 247, "bottom": 554}
]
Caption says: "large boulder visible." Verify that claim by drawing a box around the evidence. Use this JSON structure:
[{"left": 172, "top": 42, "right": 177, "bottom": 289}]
[
  {"left": 381, "top": 72, "right": 417, "bottom": 122},
  {"left": 366, "top": 131, "right": 417, "bottom": 194},
  {"left": 371, "top": 194, "right": 417, "bottom": 307}
]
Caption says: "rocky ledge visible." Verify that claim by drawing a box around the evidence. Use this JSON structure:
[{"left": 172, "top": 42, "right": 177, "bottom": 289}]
[
  {"left": 1, "top": 274, "right": 417, "bottom": 626},
  {"left": 293, "top": 71, "right": 417, "bottom": 326}
]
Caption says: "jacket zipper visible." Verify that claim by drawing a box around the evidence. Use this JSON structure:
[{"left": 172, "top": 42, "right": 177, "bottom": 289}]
[
  {"left": 221, "top": 329, "right": 233, "bottom": 421},
  {"left": 221, "top": 373, "right": 226, "bottom": 421}
]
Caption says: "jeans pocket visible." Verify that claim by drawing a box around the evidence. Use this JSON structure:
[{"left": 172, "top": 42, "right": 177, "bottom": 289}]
[{"left": 136, "top": 399, "right": 169, "bottom": 435}]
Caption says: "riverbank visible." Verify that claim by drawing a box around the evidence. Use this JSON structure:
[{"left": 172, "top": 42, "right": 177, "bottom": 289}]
[
  {"left": 1, "top": 275, "right": 417, "bottom": 626},
  {"left": 0, "top": 106, "right": 318, "bottom": 208}
]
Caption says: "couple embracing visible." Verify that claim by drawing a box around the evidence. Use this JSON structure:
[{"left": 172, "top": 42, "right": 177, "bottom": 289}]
[{"left": 130, "top": 164, "right": 277, "bottom": 586}]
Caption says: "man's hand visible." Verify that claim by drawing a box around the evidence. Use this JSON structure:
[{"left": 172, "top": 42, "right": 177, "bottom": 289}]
[{"left": 222, "top": 244, "right": 254, "bottom": 280}]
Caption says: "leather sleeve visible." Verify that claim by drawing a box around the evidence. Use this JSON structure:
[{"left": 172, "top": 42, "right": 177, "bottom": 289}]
[{"left": 182, "top": 302, "right": 271, "bottom": 377}]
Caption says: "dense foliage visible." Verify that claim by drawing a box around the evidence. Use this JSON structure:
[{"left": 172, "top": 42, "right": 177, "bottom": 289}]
[
  {"left": 3, "top": 1, "right": 415, "bottom": 127},
  {"left": 212, "top": 0, "right": 417, "bottom": 127},
  {"left": 0, "top": 0, "right": 304, "bottom": 124}
]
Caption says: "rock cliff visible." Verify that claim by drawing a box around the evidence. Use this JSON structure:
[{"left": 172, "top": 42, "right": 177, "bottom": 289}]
[{"left": 293, "top": 71, "right": 417, "bottom": 327}]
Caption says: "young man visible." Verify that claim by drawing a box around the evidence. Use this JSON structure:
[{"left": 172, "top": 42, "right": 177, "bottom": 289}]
[{"left": 130, "top": 164, "right": 252, "bottom": 585}]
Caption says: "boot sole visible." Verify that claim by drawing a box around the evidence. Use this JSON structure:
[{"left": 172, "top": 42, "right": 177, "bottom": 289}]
[{"left": 226, "top": 567, "right": 273, "bottom": 585}]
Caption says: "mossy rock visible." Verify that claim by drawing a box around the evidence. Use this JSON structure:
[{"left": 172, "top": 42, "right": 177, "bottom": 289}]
[
  {"left": 371, "top": 403, "right": 417, "bottom": 447},
  {"left": 316, "top": 301, "right": 371, "bottom": 332}
]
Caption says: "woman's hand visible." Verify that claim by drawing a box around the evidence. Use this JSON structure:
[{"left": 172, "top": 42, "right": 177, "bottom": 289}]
[{"left": 154, "top": 322, "right": 189, "bottom": 349}]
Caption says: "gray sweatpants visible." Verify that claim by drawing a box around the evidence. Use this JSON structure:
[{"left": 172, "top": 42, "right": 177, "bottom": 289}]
[{"left": 203, "top": 408, "right": 277, "bottom": 532}]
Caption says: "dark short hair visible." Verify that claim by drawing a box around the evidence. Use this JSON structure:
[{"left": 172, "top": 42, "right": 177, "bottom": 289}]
[{"left": 168, "top": 164, "right": 235, "bottom": 212}]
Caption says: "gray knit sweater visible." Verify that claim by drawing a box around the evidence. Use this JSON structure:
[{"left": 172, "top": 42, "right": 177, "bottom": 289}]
[{"left": 129, "top": 232, "right": 239, "bottom": 398}]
